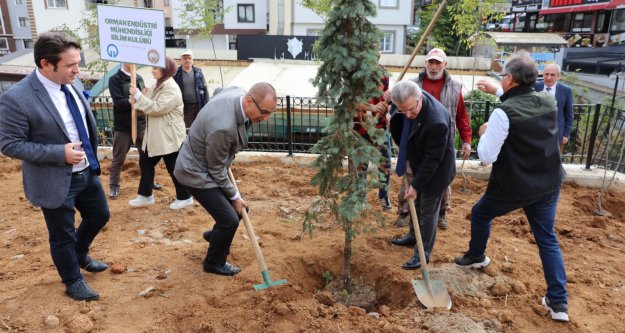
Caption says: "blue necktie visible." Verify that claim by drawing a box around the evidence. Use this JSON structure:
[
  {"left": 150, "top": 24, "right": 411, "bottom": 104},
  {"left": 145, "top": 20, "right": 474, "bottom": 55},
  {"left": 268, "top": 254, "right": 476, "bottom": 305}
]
[
  {"left": 395, "top": 116, "right": 412, "bottom": 176},
  {"left": 61, "top": 84, "right": 99, "bottom": 171}
]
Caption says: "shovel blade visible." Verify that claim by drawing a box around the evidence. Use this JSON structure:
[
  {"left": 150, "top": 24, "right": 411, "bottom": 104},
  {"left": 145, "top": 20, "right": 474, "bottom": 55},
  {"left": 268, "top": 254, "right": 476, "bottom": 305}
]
[{"left": 411, "top": 279, "right": 452, "bottom": 310}]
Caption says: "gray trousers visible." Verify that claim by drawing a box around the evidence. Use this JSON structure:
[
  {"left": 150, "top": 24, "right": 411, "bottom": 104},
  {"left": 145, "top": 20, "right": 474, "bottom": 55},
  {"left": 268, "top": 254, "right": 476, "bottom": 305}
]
[
  {"left": 398, "top": 161, "right": 450, "bottom": 215},
  {"left": 109, "top": 131, "right": 143, "bottom": 190},
  {"left": 407, "top": 190, "right": 444, "bottom": 260}
]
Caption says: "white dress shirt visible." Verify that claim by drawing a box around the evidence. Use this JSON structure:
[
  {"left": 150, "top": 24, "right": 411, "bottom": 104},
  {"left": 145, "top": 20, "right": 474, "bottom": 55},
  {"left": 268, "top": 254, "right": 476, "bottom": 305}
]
[{"left": 36, "top": 70, "right": 89, "bottom": 172}]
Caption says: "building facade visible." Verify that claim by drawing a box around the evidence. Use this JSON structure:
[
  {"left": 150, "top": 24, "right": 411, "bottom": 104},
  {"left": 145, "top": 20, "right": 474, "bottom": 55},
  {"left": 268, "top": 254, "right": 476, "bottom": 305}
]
[{"left": 269, "top": 0, "right": 413, "bottom": 55}]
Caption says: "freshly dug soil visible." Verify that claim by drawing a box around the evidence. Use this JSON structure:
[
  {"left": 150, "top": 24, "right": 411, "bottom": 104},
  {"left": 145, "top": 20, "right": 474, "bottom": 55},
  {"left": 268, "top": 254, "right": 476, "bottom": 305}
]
[{"left": 1, "top": 155, "right": 624, "bottom": 332}]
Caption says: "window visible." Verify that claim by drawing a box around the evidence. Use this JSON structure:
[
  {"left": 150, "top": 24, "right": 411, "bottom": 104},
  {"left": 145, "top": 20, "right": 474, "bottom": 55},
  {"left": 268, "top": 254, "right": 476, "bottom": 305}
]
[
  {"left": 0, "top": 38, "right": 8, "bottom": 50},
  {"left": 596, "top": 12, "right": 610, "bottom": 33},
  {"left": 47, "top": 0, "right": 67, "bottom": 8},
  {"left": 164, "top": 0, "right": 169, "bottom": 5},
  {"left": 306, "top": 29, "right": 320, "bottom": 36},
  {"left": 15, "top": 0, "right": 25, "bottom": 4},
  {"left": 18, "top": 17, "right": 29, "bottom": 28},
  {"left": 611, "top": 9, "right": 625, "bottom": 32},
  {"left": 237, "top": 4, "right": 254, "bottom": 23},
  {"left": 165, "top": 18, "right": 172, "bottom": 27},
  {"left": 379, "top": 0, "right": 397, "bottom": 7},
  {"left": 380, "top": 32, "right": 394, "bottom": 53},
  {"left": 23, "top": 39, "right": 33, "bottom": 49},
  {"left": 571, "top": 13, "right": 592, "bottom": 33}
]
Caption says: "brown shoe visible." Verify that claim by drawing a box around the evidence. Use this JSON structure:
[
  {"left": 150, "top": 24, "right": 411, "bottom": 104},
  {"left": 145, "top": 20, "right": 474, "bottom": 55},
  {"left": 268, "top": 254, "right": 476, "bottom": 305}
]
[
  {"left": 394, "top": 213, "right": 410, "bottom": 227},
  {"left": 438, "top": 213, "right": 448, "bottom": 230}
]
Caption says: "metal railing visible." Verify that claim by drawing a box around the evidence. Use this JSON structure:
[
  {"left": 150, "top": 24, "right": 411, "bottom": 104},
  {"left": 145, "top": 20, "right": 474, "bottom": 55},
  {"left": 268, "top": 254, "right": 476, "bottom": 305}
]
[{"left": 91, "top": 96, "right": 625, "bottom": 173}]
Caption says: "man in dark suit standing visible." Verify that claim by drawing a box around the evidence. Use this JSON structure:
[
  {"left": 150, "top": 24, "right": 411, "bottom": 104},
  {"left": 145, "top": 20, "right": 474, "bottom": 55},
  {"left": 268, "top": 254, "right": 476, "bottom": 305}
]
[
  {"left": 0, "top": 32, "right": 110, "bottom": 301},
  {"left": 388, "top": 80, "right": 456, "bottom": 270},
  {"left": 174, "top": 82, "right": 277, "bottom": 276},
  {"left": 535, "top": 64, "right": 574, "bottom": 150}
]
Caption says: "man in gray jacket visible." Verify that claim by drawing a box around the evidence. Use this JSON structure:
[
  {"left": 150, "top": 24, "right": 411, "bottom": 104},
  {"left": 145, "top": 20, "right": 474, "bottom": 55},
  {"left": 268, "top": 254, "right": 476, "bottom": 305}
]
[{"left": 174, "top": 82, "right": 277, "bottom": 276}]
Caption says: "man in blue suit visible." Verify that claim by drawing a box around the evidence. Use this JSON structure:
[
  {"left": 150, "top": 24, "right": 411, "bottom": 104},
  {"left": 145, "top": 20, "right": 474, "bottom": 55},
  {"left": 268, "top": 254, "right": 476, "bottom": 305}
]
[
  {"left": 0, "top": 32, "right": 110, "bottom": 301},
  {"left": 535, "top": 64, "right": 574, "bottom": 148}
]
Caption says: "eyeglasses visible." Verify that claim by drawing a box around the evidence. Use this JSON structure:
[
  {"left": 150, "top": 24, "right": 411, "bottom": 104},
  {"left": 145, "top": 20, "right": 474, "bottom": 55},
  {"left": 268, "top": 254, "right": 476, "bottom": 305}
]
[
  {"left": 499, "top": 73, "right": 509, "bottom": 78},
  {"left": 248, "top": 95, "right": 274, "bottom": 116},
  {"left": 396, "top": 97, "right": 421, "bottom": 114}
]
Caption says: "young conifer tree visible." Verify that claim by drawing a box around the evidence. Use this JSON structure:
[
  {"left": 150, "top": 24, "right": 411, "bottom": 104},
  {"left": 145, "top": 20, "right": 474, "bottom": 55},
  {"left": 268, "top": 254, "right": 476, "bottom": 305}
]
[{"left": 305, "top": 0, "right": 387, "bottom": 290}]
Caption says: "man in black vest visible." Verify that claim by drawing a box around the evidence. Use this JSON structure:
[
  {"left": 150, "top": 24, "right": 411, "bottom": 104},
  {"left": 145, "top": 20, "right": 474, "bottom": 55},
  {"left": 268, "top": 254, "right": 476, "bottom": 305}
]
[
  {"left": 455, "top": 53, "right": 569, "bottom": 322},
  {"left": 388, "top": 80, "right": 455, "bottom": 270}
]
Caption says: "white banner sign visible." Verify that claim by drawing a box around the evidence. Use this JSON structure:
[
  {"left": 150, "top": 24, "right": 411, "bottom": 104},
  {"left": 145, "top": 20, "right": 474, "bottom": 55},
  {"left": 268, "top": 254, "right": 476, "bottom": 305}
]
[{"left": 97, "top": 5, "right": 165, "bottom": 67}]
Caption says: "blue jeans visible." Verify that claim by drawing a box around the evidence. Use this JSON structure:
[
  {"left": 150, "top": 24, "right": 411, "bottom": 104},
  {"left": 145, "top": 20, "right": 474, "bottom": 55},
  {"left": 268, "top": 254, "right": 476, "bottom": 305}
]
[
  {"left": 468, "top": 188, "right": 568, "bottom": 303},
  {"left": 41, "top": 169, "right": 110, "bottom": 285}
]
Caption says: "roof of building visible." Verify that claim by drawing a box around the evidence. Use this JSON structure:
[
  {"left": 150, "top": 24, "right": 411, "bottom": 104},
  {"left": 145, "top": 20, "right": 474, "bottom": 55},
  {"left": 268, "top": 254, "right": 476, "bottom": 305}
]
[{"left": 481, "top": 32, "right": 567, "bottom": 46}]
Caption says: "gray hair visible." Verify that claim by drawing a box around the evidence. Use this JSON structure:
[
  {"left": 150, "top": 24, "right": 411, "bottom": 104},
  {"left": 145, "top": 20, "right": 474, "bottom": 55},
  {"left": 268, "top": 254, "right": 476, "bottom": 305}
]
[
  {"left": 391, "top": 80, "right": 422, "bottom": 105},
  {"left": 503, "top": 53, "right": 538, "bottom": 86}
]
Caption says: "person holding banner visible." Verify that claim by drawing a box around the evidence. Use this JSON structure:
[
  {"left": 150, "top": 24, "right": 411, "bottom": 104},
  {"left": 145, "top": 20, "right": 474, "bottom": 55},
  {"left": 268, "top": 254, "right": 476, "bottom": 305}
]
[
  {"left": 0, "top": 31, "right": 110, "bottom": 301},
  {"left": 174, "top": 83, "right": 277, "bottom": 276},
  {"left": 128, "top": 56, "right": 192, "bottom": 210}
]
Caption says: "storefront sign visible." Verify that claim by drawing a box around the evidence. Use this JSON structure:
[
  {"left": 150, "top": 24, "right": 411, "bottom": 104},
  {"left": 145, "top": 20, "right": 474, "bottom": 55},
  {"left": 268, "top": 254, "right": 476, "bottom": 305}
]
[{"left": 561, "top": 33, "right": 594, "bottom": 47}]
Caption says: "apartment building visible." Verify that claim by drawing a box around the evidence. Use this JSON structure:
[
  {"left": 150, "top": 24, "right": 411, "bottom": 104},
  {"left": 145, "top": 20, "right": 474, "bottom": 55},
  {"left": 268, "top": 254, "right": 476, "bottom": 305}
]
[
  {"left": 268, "top": 0, "right": 414, "bottom": 55},
  {"left": 171, "top": 0, "right": 267, "bottom": 52}
]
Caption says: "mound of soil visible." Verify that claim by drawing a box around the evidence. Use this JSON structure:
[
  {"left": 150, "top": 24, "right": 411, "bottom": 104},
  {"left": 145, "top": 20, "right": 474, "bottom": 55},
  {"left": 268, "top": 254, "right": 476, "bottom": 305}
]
[{"left": 1, "top": 155, "right": 624, "bottom": 332}]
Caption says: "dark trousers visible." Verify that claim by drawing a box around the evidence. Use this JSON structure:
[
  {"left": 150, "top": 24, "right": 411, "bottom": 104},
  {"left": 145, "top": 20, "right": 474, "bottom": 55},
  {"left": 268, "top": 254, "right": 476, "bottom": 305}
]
[
  {"left": 186, "top": 186, "right": 240, "bottom": 266},
  {"left": 41, "top": 169, "right": 110, "bottom": 285},
  {"left": 468, "top": 188, "right": 567, "bottom": 303},
  {"left": 138, "top": 150, "right": 190, "bottom": 199},
  {"left": 109, "top": 131, "right": 143, "bottom": 190},
  {"left": 183, "top": 103, "right": 199, "bottom": 129},
  {"left": 406, "top": 190, "right": 444, "bottom": 260}
]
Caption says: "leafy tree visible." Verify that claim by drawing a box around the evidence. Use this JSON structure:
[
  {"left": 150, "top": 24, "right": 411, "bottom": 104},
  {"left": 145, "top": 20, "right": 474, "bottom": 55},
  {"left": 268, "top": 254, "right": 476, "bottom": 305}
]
[
  {"left": 412, "top": 0, "right": 507, "bottom": 56},
  {"left": 299, "top": 0, "right": 333, "bottom": 21},
  {"left": 175, "top": 0, "right": 227, "bottom": 87},
  {"left": 303, "top": 0, "right": 386, "bottom": 291},
  {"left": 54, "top": 2, "right": 109, "bottom": 74}
]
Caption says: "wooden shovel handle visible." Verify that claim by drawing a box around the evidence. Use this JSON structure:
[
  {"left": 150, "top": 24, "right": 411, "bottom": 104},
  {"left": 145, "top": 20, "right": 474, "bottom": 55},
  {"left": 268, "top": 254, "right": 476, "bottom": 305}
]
[{"left": 227, "top": 168, "right": 268, "bottom": 272}]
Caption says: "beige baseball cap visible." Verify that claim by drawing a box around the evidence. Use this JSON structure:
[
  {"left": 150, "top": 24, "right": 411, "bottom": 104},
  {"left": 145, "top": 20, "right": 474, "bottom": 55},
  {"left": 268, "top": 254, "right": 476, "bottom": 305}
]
[
  {"left": 426, "top": 48, "right": 447, "bottom": 62},
  {"left": 181, "top": 49, "right": 193, "bottom": 57}
]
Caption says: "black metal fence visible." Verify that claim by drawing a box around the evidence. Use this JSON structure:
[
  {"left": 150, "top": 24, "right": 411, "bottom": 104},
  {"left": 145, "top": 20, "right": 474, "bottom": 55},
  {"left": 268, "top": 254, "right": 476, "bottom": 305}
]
[{"left": 90, "top": 96, "right": 625, "bottom": 173}]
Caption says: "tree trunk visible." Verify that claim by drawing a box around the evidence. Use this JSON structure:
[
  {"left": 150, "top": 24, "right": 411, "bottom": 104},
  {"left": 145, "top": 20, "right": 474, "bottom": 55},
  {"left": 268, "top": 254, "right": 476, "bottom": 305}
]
[{"left": 342, "top": 219, "right": 352, "bottom": 293}]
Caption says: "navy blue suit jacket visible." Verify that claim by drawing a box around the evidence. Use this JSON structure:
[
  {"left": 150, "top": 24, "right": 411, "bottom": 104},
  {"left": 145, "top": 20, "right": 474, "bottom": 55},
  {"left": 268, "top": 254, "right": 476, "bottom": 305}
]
[
  {"left": 0, "top": 71, "right": 99, "bottom": 209},
  {"left": 535, "top": 81, "right": 573, "bottom": 143},
  {"left": 390, "top": 92, "right": 456, "bottom": 195}
]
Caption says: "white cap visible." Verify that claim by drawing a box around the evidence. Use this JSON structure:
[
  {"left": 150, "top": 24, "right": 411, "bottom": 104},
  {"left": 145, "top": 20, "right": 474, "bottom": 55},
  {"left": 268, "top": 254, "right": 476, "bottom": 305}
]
[
  {"left": 181, "top": 49, "right": 193, "bottom": 57},
  {"left": 425, "top": 48, "right": 447, "bottom": 62}
]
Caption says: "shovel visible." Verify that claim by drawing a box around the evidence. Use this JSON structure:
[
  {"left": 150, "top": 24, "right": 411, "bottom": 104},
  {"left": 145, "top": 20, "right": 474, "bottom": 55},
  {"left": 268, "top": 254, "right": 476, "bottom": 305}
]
[
  {"left": 404, "top": 177, "right": 452, "bottom": 309},
  {"left": 227, "top": 168, "right": 287, "bottom": 291}
]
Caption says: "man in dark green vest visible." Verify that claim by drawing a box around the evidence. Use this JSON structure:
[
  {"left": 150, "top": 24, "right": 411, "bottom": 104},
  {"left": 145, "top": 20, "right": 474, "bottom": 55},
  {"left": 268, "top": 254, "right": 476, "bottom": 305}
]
[{"left": 456, "top": 53, "right": 569, "bottom": 322}]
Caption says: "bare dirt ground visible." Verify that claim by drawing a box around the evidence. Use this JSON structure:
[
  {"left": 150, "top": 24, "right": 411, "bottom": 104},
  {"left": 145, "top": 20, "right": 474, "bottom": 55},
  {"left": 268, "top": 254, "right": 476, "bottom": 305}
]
[{"left": 1, "top": 155, "right": 625, "bottom": 333}]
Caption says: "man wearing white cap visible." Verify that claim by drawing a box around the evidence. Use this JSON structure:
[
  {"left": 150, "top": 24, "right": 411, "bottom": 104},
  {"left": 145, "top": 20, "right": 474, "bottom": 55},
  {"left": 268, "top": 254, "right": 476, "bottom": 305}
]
[
  {"left": 392, "top": 48, "right": 471, "bottom": 233},
  {"left": 173, "top": 49, "right": 209, "bottom": 128}
]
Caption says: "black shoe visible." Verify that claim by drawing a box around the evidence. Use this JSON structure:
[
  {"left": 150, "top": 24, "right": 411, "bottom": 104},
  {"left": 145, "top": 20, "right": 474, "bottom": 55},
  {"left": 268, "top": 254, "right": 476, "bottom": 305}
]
[
  {"left": 65, "top": 279, "right": 99, "bottom": 301},
  {"left": 202, "top": 230, "right": 212, "bottom": 242},
  {"left": 390, "top": 235, "right": 416, "bottom": 247},
  {"left": 454, "top": 252, "right": 491, "bottom": 268},
  {"left": 401, "top": 256, "right": 430, "bottom": 270},
  {"left": 152, "top": 182, "right": 163, "bottom": 190},
  {"left": 203, "top": 261, "right": 241, "bottom": 276},
  {"left": 109, "top": 188, "right": 119, "bottom": 199},
  {"left": 79, "top": 257, "right": 108, "bottom": 273},
  {"left": 542, "top": 296, "right": 569, "bottom": 322}
]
